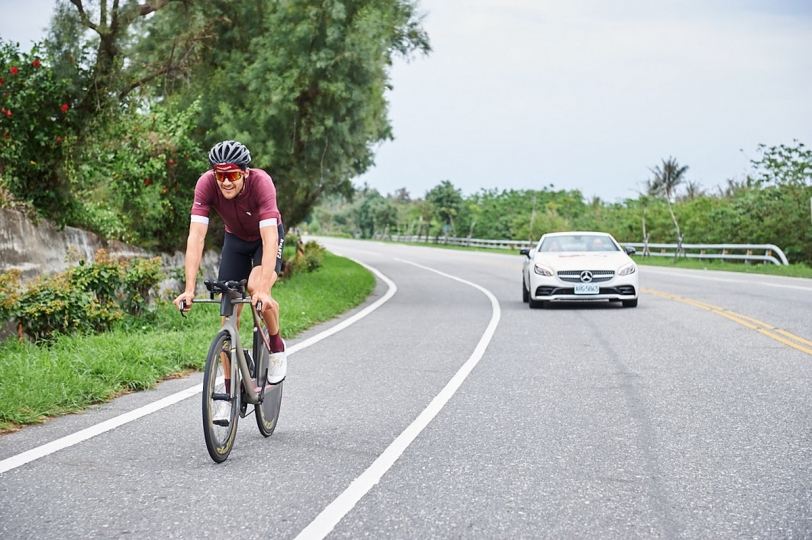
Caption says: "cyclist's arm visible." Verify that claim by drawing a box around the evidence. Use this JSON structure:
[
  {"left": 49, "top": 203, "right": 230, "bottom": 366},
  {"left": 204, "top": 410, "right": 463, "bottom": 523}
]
[
  {"left": 183, "top": 221, "right": 208, "bottom": 296},
  {"left": 257, "top": 222, "right": 279, "bottom": 293}
]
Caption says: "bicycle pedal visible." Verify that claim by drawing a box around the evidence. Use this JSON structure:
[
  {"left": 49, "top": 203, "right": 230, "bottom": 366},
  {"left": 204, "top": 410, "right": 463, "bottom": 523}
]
[{"left": 213, "top": 419, "right": 230, "bottom": 427}]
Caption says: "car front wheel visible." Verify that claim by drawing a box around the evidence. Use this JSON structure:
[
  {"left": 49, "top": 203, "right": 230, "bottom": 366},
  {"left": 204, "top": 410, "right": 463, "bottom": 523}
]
[
  {"left": 622, "top": 298, "right": 638, "bottom": 308},
  {"left": 522, "top": 278, "right": 529, "bottom": 303}
]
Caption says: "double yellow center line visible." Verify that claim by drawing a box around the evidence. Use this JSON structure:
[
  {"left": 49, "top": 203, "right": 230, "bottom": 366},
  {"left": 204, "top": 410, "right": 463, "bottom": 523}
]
[{"left": 642, "top": 287, "right": 812, "bottom": 356}]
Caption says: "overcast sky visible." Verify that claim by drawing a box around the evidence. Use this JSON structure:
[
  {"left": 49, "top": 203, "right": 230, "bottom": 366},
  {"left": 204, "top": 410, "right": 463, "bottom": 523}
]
[{"left": 2, "top": 0, "right": 811, "bottom": 202}]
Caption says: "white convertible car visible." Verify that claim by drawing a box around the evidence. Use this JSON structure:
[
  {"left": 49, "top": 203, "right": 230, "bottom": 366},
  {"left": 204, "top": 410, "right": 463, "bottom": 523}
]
[{"left": 520, "top": 232, "right": 639, "bottom": 308}]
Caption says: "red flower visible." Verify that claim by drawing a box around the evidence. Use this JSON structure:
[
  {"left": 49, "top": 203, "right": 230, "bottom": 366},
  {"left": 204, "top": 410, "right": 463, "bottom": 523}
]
[
  {"left": 144, "top": 179, "right": 151, "bottom": 186},
  {"left": 6, "top": 110, "right": 11, "bottom": 117},
  {"left": 0, "top": 78, "right": 4, "bottom": 85},
  {"left": 32, "top": 59, "right": 41, "bottom": 68},
  {"left": 61, "top": 103, "right": 69, "bottom": 113},
  {"left": 168, "top": 159, "right": 175, "bottom": 165},
  {"left": 10, "top": 66, "right": 18, "bottom": 76},
  {"left": 56, "top": 136, "right": 62, "bottom": 143},
  {"left": 3, "top": 133, "right": 9, "bottom": 139}
]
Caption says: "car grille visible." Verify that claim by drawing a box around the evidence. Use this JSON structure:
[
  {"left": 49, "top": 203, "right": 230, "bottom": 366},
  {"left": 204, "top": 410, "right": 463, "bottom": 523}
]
[
  {"left": 534, "top": 286, "right": 636, "bottom": 297},
  {"left": 557, "top": 270, "right": 615, "bottom": 283}
]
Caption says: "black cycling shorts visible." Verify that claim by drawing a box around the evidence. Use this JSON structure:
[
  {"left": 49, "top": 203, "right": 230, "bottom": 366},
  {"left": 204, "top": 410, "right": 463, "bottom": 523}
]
[{"left": 218, "top": 223, "right": 285, "bottom": 282}]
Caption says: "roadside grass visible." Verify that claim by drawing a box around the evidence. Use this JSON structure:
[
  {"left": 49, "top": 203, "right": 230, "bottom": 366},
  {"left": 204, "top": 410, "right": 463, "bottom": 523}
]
[
  {"left": 630, "top": 254, "right": 812, "bottom": 278},
  {"left": 0, "top": 252, "right": 375, "bottom": 433}
]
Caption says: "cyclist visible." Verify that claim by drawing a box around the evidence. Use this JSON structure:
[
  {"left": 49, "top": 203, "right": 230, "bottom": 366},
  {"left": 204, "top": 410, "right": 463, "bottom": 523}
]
[{"left": 173, "top": 140, "right": 287, "bottom": 384}]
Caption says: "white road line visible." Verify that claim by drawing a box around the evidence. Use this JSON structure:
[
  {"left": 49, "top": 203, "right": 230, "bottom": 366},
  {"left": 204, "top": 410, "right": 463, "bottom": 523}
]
[
  {"left": 0, "top": 259, "right": 396, "bottom": 476},
  {"left": 287, "top": 261, "right": 396, "bottom": 355},
  {"left": 295, "top": 259, "right": 502, "bottom": 540},
  {"left": 0, "top": 384, "right": 203, "bottom": 474}
]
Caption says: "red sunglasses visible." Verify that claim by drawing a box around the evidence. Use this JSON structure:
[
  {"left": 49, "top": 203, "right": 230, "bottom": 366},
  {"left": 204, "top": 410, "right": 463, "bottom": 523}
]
[{"left": 213, "top": 169, "right": 244, "bottom": 183}]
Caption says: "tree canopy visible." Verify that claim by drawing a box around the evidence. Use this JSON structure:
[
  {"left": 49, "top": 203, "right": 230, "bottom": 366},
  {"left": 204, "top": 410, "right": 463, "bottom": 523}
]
[
  {"left": 142, "top": 0, "right": 430, "bottom": 227},
  {"left": 0, "top": 0, "right": 429, "bottom": 251}
]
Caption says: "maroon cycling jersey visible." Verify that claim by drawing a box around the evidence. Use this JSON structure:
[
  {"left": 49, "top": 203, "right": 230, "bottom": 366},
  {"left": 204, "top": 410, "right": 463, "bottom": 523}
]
[{"left": 190, "top": 169, "right": 282, "bottom": 242}]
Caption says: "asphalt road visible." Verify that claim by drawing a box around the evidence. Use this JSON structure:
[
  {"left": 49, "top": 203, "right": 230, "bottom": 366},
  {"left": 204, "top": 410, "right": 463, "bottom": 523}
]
[{"left": 2, "top": 237, "right": 812, "bottom": 539}]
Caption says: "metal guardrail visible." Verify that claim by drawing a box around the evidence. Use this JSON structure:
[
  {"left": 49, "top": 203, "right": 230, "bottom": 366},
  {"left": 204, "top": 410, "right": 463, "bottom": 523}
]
[
  {"left": 388, "top": 235, "right": 533, "bottom": 250},
  {"left": 387, "top": 235, "right": 789, "bottom": 265},
  {"left": 624, "top": 242, "right": 789, "bottom": 266}
]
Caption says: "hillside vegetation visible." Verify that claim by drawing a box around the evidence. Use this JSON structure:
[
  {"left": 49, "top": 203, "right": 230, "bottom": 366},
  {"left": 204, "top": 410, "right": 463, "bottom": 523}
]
[{"left": 310, "top": 144, "right": 812, "bottom": 264}]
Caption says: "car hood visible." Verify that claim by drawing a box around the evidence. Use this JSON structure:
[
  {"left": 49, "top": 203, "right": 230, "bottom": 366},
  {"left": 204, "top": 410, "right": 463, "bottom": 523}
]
[{"left": 534, "top": 252, "right": 633, "bottom": 271}]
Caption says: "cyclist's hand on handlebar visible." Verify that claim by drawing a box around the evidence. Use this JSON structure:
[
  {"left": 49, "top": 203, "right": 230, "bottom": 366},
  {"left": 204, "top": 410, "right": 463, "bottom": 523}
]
[
  {"left": 174, "top": 291, "right": 194, "bottom": 312},
  {"left": 252, "top": 291, "right": 272, "bottom": 313}
]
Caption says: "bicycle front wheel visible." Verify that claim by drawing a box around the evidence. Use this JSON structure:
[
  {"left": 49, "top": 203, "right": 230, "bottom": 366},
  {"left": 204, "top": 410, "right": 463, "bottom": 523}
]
[
  {"left": 202, "top": 330, "right": 240, "bottom": 463},
  {"left": 254, "top": 328, "right": 283, "bottom": 437}
]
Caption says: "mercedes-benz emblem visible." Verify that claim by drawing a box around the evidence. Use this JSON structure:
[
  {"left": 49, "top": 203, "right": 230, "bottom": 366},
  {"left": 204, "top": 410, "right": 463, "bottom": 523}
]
[{"left": 580, "top": 270, "right": 593, "bottom": 283}]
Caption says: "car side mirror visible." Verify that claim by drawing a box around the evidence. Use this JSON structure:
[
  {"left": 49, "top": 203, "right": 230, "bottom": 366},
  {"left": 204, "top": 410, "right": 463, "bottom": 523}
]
[
  {"left": 519, "top": 248, "right": 530, "bottom": 257},
  {"left": 625, "top": 246, "right": 636, "bottom": 255}
]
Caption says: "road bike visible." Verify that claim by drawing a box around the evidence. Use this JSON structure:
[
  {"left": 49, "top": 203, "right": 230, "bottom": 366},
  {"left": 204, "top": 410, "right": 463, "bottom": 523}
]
[{"left": 181, "top": 279, "right": 283, "bottom": 463}]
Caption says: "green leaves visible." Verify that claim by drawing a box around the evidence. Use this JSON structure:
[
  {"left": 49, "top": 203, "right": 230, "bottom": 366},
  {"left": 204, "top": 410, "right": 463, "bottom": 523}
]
[
  {"left": 426, "top": 180, "right": 463, "bottom": 236},
  {"left": 0, "top": 251, "right": 165, "bottom": 342},
  {"left": 65, "top": 100, "right": 208, "bottom": 250},
  {"left": 751, "top": 140, "right": 812, "bottom": 188},
  {"left": 0, "top": 41, "right": 80, "bottom": 220},
  {"left": 149, "top": 0, "right": 430, "bottom": 228}
]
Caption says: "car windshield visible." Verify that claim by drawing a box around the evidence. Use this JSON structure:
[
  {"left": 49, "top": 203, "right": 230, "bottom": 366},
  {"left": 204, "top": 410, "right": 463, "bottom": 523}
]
[{"left": 539, "top": 235, "right": 619, "bottom": 253}]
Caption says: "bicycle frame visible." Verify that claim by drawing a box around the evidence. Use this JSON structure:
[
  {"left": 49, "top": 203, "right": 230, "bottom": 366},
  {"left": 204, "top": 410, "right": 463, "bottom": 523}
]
[
  {"left": 193, "top": 282, "right": 268, "bottom": 405},
  {"left": 186, "top": 278, "right": 282, "bottom": 462}
]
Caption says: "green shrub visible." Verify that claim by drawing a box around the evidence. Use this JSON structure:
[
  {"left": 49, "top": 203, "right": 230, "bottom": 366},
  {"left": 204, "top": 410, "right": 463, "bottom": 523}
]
[
  {"left": 0, "top": 250, "right": 165, "bottom": 342},
  {"left": 0, "top": 268, "right": 21, "bottom": 323},
  {"left": 12, "top": 272, "right": 121, "bottom": 341},
  {"left": 123, "top": 256, "right": 165, "bottom": 314},
  {"left": 283, "top": 237, "right": 326, "bottom": 278}
]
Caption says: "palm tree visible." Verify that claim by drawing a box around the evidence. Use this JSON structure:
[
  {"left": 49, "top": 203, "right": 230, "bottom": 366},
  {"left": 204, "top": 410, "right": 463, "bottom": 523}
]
[
  {"left": 682, "top": 180, "right": 705, "bottom": 201},
  {"left": 635, "top": 179, "right": 659, "bottom": 256},
  {"left": 649, "top": 157, "right": 689, "bottom": 243}
]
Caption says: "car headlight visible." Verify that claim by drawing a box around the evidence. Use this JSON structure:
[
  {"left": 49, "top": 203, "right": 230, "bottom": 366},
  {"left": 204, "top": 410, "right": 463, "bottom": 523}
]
[
  {"left": 618, "top": 263, "right": 636, "bottom": 276},
  {"left": 534, "top": 263, "right": 554, "bottom": 276}
]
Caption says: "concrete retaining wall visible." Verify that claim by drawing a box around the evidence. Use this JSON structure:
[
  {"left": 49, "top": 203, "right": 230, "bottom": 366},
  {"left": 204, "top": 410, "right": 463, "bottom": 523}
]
[{"left": 0, "top": 207, "right": 219, "bottom": 282}]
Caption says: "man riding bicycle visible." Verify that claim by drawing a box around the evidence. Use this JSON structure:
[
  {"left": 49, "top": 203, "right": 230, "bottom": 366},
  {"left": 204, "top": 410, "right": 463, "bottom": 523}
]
[{"left": 173, "top": 140, "right": 287, "bottom": 384}]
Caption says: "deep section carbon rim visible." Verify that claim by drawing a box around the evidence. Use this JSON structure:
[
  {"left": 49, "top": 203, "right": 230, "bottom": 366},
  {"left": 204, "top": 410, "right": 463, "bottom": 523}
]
[
  {"left": 202, "top": 330, "right": 239, "bottom": 463},
  {"left": 254, "top": 327, "right": 283, "bottom": 437}
]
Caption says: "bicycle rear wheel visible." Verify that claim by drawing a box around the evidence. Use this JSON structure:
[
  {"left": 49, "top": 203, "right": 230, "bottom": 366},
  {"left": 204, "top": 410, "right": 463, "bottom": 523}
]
[
  {"left": 254, "top": 327, "right": 283, "bottom": 437},
  {"left": 202, "top": 330, "right": 240, "bottom": 463}
]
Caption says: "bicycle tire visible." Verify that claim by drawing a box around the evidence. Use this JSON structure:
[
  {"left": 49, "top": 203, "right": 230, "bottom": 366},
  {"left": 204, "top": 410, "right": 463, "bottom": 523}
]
[
  {"left": 202, "top": 330, "right": 240, "bottom": 463},
  {"left": 254, "top": 327, "right": 283, "bottom": 437}
]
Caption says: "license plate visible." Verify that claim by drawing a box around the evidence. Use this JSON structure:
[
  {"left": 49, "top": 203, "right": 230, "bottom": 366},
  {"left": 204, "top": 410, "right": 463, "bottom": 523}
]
[{"left": 574, "top": 284, "right": 599, "bottom": 295}]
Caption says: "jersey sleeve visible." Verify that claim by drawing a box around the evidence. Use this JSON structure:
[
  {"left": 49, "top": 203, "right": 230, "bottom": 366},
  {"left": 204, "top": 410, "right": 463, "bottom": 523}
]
[{"left": 190, "top": 172, "right": 214, "bottom": 224}]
